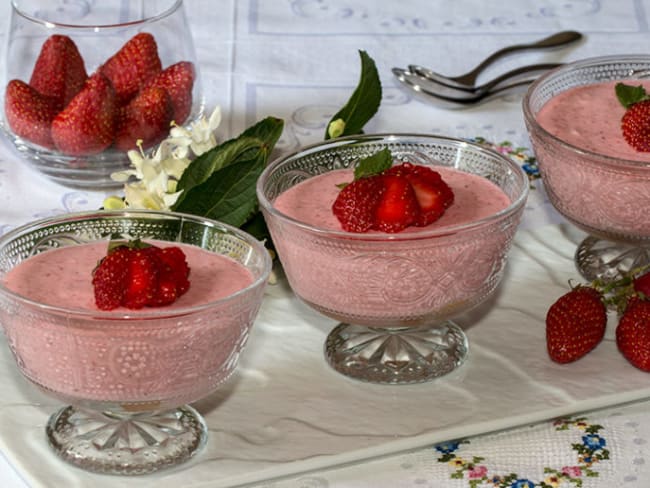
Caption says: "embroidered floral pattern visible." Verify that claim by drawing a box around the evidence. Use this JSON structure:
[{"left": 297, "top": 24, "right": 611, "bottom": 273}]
[
  {"left": 434, "top": 417, "right": 609, "bottom": 487},
  {"left": 467, "top": 136, "right": 540, "bottom": 184}
]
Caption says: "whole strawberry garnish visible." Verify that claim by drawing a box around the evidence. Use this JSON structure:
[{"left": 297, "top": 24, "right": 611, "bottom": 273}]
[
  {"left": 616, "top": 82, "right": 650, "bottom": 152},
  {"left": 123, "top": 248, "right": 159, "bottom": 309},
  {"left": 4, "top": 79, "right": 58, "bottom": 149},
  {"left": 374, "top": 174, "right": 419, "bottom": 232},
  {"left": 616, "top": 298, "right": 650, "bottom": 371},
  {"left": 147, "top": 61, "right": 195, "bottom": 124},
  {"left": 332, "top": 176, "right": 385, "bottom": 232},
  {"left": 100, "top": 32, "right": 162, "bottom": 104},
  {"left": 147, "top": 246, "right": 191, "bottom": 306},
  {"left": 92, "top": 246, "right": 130, "bottom": 310},
  {"left": 51, "top": 72, "right": 117, "bottom": 156},
  {"left": 546, "top": 286, "right": 607, "bottom": 363},
  {"left": 29, "top": 35, "right": 87, "bottom": 111},
  {"left": 115, "top": 85, "right": 173, "bottom": 151}
]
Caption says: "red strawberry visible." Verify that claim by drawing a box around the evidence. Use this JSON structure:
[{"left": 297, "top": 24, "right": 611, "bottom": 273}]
[
  {"left": 616, "top": 298, "right": 650, "bottom": 371},
  {"left": 634, "top": 271, "right": 650, "bottom": 299},
  {"left": 4, "top": 79, "right": 58, "bottom": 149},
  {"left": 147, "top": 61, "right": 195, "bottom": 124},
  {"left": 332, "top": 176, "right": 385, "bottom": 232},
  {"left": 122, "top": 248, "right": 159, "bottom": 309},
  {"left": 51, "top": 72, "right": 117, "bottom": 156},
  {"left": 385, "top": 163, "right": 454, "bottom": 226},
  {"left": 156, "top": 246, "right": 190, "bottom": 296},
  {"left": 92, "top": 246, "right": 130, "bottom": 310},
  {"left": 115, "top": 85, "right": 173, "bottom": 151},
  {"left": 100, "top": 32, "right": 162, "bottom": 104},
  {"left": 374, "top": 174, "right": 419, "bottom": 233},
  {"left": 621, "top": 99, "right": 650, "bottom": 152},
  {"left": 29, "top": 35, "right": 87, "bottom": 111},
  {"left": 545, "top": 286, "right": 607, "bottom": 363}
]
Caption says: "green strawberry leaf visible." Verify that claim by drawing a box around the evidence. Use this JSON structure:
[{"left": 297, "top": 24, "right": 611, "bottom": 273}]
[
  {"left": 354, "top": 148, "right": 392, "bottom": 179},
  {"left": 325, "top": 50, "right": 382, "bottom": 140},
  {"left": 615, "top": 82, "right": 649, "bottom": 108}
]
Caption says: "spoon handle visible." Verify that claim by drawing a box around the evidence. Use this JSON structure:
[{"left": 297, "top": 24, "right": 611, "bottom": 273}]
[
  {"left": 461, "top": 31, "right": 582, "bottom": 85},
  {"left": 480, "top": 62, "right": 563, "bottom": 91}
]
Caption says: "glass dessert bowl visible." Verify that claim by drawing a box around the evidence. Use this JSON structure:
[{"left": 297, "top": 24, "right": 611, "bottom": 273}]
[
  {"left": 1, "top": 0, "right": 204, "bottom": 189},
  {"left": 523, "top": 55, "right": 650, "bottom": 282},
  {"left": 257, "top": 134, "right": 528, "bottom": 385},
  {"left": 0, "top": 210, "right": 271, "bottom": 474}
]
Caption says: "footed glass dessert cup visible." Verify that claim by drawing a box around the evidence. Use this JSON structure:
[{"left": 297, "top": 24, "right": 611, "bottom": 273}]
[
  {"left": 257, "top": 134, "right": 528, "bottom": 385},
  {"left": 0, "top": 210, "right": 270, "bottom": 474},
  {"left": 1, "top": 0, "right": 204, "bottom": 189},
  {"left": 523, "top": 55, "right": 650, "bottom": 282}
]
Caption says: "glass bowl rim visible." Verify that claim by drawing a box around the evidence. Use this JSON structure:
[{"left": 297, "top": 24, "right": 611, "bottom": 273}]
[
  {"left": 522, "top": 54, "right": 650, "bottom": 170},
  {"left": 0, "top": 209, "right": 272, "bottom": 320},
  {"left": 10, "top": 0, "right": 183, "bottom": 30},
  {"left": 256, "top": 133, "right": 529, "bottom": 242}
]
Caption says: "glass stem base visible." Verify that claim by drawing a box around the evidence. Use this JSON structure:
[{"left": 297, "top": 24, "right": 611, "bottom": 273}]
[
  {"left": 46, "top": 405, "right": 207, "bottom": 475},
  {"left": 575, "top": 235, "right": 650, "bottom": 282},
  {"left": 324, "top": 321, "right": 468, "bottom": 385}
]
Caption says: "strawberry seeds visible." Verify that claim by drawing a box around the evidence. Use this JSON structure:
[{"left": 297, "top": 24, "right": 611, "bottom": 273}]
[{"left": 4, "top": 33, "right": 195, "bottom": 156}]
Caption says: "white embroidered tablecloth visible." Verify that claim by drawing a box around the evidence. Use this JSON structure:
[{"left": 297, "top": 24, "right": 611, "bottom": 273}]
[{"left": 1, "top": 1, "right": 650, "bottom": 487}]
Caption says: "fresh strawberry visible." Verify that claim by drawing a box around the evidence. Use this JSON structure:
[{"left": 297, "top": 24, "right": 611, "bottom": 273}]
[
  {"left": 545, "top": 286, "right": 607, "bottom": 363},
  {"left": 634, "top": 271, "right": 650, "bottom": 299},
  {"left": 4, "top": 79, "right": 58, "bottom": 149},
  {"left": 115, "top": 85, "right": 173, "bottom": 151},
  {"left": 374, "top": 174, "right": 419, "bottom": 233},
  {"left": 616, "top": 298, "right": 650, "bottom": 371},
  {"left": 332, "top": 176, "right": 385, "bottom": 232},
  {"left": 29, "top": 35, "right": 87, "bottom": 111},
  {"left": 100, "top": 32, "right": 162, "bottom": 104},
  {"left": 156, "top": 246, "right": 190, "bottom": 296},
  {"left": 92, "top": 246, "right": 130, "bottom": 310},
  {"left": 385, "top": 163, "right": 454, "bottom": 226},
  {"left": 122, "top": 248, "right": 159, "bottom": 309},
  {"left": 51, "top": 72, "right": 117, "bottom": 156},
  {"left": 147, "top": 61, "right": 195, "bottom": 124},
  {"left": 621, "top": 100, "right": 650, "bottom": 152}
]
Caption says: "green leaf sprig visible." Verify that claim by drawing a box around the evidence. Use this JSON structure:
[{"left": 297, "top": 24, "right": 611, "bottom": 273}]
[
  {"left": 325, "top": 50, "right": 382, "bottom": 140},
  {"left": 615, "top": 82, "right": 650, "bottom": 108}
]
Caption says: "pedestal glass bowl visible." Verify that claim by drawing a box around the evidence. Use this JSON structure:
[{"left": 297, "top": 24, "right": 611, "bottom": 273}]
[
  {"left": 0, "top": 210, "right": 270, "bottom": 474},
  {"left": 523, "top": 55, "right": 650, "bottom": 282},
  {"left": 257, "top": 134, "right": 528, "bottom": 385},
  {"left": 0, "top": 0, "right": 204, "bottom": 189}
]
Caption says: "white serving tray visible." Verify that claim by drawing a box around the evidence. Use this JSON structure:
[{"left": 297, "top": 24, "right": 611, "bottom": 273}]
[{"left": 1, "top": 223, "right": 649, "bottom": 488}]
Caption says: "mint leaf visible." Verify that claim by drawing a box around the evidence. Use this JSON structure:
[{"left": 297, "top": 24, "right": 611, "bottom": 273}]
[
  {"left": 616, "top": 82, "right": 649, "bottom": 108},
  {"left": 354, "top": 148, "right": 392, "bottom": 179},
  {"left": 175, "top": 116, "right": 284, "bottom": 206},
  {"left": 325, "top": 50, "right": 382, "bottom": 140}
]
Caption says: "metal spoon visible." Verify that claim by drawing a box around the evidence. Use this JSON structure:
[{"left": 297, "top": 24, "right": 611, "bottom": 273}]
[
  {"left": 411, "top": 30, "right": 582, "bottom": 89},
  {"left": 395, "top": 62, "right": 562, "bottom": 99},
  {"left": 393, "top": 68, "right": 541, "bottom": 109}
]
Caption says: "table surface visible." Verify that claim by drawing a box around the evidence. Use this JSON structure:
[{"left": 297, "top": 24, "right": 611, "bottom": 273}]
[{"left": 2, "top": 1, "right": 650, "bottom": 486}]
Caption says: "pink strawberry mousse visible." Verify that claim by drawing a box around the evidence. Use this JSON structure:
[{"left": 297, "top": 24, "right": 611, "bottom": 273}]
[
  {"left": 531, "top": 79, "right": 650, "bottom": 240},
  {"left": 1, "top": 241, "right": 254, "bottom": 408},
  {"left": 270, "top": 166, "right": 514, "bottom": 324}
]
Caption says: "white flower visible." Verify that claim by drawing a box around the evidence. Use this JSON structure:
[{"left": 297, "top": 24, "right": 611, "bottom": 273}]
[{"left": 104, "top": 106, "right": 222, "bottom": 211}]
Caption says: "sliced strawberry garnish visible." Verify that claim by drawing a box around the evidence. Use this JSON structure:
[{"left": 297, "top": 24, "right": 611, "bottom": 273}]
[
  {"left": 4, "top": 79, "right": 59, "bottom": 149},
  {"left": 51, "top": 72, "right": 117, "bottom": 156},
  {"left": 100, "top": 32, "right": 162, "bottom": 105},
  {"left": 115, "top": 85, "right": 173, "bottom": 151},
  {"left": 122, "top": 248, "right": 159, "bottom": 309},
  {"left": 374, "top": 174, "right": 419, "bottom": 233},
  {"left": 622, "top": 99, "right": 650, "bottom": 152},
  {"left": 156, "top": 246, "right": 191, "bottom": 296},
  {"left": 332, "top": 176, "right": 385, "bottom": 232},
  {"left": 29, "top": 35, "right": 87, "bottom": 111},
  {"left": 92, "top": 246, "right": 130, "bottom": 310},
  {"left": 147, "top": 61, "right": 195, "bottom": 124}
]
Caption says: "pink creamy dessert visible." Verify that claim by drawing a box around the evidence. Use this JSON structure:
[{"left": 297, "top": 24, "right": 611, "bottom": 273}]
[
  {"left": 1, "top": 241, "right": 254, "bottom": 408},
  {"left": 271, "top": 166, "right": 513, "bottom": 324},
  {"left": 529, "top": 78, "right": 650, "bottom": 240}
]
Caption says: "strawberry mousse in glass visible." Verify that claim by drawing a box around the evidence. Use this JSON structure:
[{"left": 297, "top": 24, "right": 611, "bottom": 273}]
[
  {"left": 0, "top": 210, "right": 271, "bottom": 474},
  {"left": 523, "top": 55, "right": 650, "bottom": 282},
  {"left": 257, "top": 134, "right": 529, "bottom": 385},
  {"left": 0, "top": 0, "right": 203, "bottom": 189}
]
